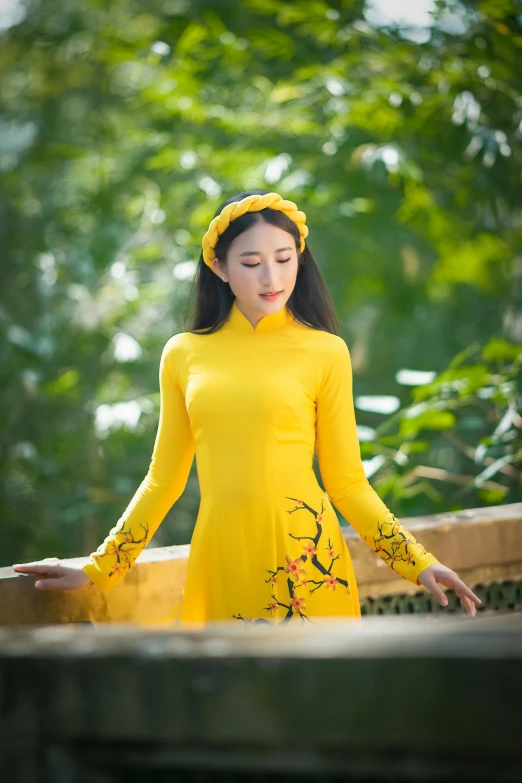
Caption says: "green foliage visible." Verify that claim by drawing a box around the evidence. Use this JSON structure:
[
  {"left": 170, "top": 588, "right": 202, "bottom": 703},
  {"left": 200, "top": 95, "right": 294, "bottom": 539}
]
[
  {"left": 1, "top": 0, "right": 521, "bottom": 565},
  {"left": 364, "top": 339, "right": 522, "bottom": 514}
]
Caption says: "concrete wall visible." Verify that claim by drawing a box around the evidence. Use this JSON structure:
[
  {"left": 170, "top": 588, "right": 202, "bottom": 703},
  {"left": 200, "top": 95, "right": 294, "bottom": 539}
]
[
  {"left": 1, "top": 502, "right": 521, "bottom": 626},
  {"left": 0, "top": 615, "right": 521, "bottom": 781}
]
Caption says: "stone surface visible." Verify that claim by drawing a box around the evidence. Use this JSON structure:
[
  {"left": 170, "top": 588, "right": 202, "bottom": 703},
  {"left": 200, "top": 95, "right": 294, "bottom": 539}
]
[
  {"left": 0, "top": 615, "right": 521, "bottom": 781},
  {"left": 0, "top": 545, "right": 190, "bottom": 626},
  {"left": 2, "top": 503, "right": 521, "bottom": 627}
]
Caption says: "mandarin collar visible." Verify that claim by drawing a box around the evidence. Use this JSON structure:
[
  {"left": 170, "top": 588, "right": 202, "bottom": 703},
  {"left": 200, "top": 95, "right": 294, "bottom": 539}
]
[{"left": 224, "top": 299, "right": 295, "bottom": 333}]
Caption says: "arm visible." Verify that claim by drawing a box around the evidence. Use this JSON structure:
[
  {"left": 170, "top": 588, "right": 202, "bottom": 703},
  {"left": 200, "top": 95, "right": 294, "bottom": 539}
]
[
  {"left": 315, "top": 336, "right": 440, "bottom": 587},
  {"left": 82, "top": 335, "right": 195, "bottom": 591}
]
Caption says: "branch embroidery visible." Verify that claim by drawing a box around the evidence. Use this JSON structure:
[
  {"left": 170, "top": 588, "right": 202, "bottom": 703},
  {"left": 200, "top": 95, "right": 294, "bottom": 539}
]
[
  {"left": 365, "top": 515, "right": 429, "bottom": 570},
  {"left": 233, "top": 494, "right": 351, "bottom": 627},
  {"left": 90, "top": 521, "right": 150, "bottom": 580}
]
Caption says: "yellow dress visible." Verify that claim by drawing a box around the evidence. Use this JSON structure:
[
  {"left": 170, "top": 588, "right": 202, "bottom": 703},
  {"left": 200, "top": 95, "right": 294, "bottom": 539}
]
[{"left": 82, "top": 300, "right": 440, "bottom": 627}]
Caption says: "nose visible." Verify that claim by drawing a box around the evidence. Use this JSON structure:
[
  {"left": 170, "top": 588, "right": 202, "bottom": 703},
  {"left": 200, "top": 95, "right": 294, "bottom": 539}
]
[{"left": 261, "top": 261, "right": 280, "bottom": 288}]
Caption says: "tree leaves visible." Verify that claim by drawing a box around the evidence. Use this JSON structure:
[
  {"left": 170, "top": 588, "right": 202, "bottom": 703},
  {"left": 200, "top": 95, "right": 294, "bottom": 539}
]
[{"left": 1, "top": 0, "right": 521, "bottom": 563}]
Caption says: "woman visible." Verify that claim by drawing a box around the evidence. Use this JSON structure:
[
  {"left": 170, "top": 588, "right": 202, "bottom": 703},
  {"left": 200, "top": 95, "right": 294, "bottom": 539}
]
[{"left": 13, "top": 190, "right": 481, "bottom": 625}]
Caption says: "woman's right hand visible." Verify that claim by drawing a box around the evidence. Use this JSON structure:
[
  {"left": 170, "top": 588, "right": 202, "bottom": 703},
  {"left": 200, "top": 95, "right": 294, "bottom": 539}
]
[{"left": 12, "top": 558, "right": 95, "bottom": 591}]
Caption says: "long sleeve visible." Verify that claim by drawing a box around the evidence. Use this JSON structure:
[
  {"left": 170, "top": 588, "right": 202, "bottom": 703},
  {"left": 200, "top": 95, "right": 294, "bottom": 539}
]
[
  {"left": 315, "top": 336, "right": 440, "bottom": 586},
  {"left": 82, "top": 335, "right": 195, "bottom": 591}
]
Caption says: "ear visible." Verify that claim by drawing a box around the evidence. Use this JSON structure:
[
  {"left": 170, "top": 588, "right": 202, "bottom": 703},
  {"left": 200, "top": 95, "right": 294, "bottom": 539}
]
[{"left": 211, "top": 257, "right": 228, "bottom": 282}]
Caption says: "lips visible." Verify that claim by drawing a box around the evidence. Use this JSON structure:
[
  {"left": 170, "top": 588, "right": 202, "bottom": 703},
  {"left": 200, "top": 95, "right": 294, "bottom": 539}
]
[{"left": 260, "top": 291, "right": 282, "bottom": 300}]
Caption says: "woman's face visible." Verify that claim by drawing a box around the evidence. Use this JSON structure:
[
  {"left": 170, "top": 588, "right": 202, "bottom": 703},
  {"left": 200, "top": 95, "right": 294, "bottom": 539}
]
[{"left": 211, "top": 222, "right": 299, "bottom": 325}]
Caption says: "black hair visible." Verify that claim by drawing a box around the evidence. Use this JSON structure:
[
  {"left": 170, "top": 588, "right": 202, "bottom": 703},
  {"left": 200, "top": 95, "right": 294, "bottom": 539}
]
[{"left": 183, "top": 188, "right": 341, "bottom": 336}]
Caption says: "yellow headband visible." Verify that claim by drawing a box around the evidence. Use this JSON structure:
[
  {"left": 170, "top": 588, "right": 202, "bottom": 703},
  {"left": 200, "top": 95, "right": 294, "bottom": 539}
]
[{"left": 201, "top": 192, "right": 308, "bottom": 270}]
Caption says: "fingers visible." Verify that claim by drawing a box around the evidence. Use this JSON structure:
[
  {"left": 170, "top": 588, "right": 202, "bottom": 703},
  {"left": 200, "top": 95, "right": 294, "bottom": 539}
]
[
  {"left": 34, "top": 578, "right": 67, "bottom": 590},
  {"left": 13, "top": 558, "right": 60, "bottom": 568},
  {"left": 13, "top": 564, "right": 63, "bottom": 576},
  {"left": 459, "top": 594, "right": 477, "bottom": 618},
  {"left": 423, "top": 572, "right": 478, "bottom": 616},
  {"left": 439, "top": 573, "right": 482, "bottom": 606},
  {"left": 423, "top": 568, "right": 480, "bottom": 617},
  {"left": 423, "top": 574, "right": 449, "bottom": 607}
]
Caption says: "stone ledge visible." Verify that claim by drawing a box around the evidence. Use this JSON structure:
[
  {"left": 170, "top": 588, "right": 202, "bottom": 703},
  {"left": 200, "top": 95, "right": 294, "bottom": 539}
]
[
  {"left": 0, "top": 617, "right": 521, "bottom": 781},
  {"left": 350, "top": 501, "right": 522, "bottom": 596},
  {"left": 0, "top": 545, "right": 190, "bottom": 626},
  {"left": 2, "top": 503, "right": 521, "bottom": 626}
]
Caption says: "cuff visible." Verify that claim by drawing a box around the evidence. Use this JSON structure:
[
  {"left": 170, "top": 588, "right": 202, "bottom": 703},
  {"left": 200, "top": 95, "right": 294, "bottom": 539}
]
[
  {"left": 82, "top": 559, "right": 113, "bottom": 592},
  {"left": 413, "top": 553, "right": 441, "bottom": 587}
]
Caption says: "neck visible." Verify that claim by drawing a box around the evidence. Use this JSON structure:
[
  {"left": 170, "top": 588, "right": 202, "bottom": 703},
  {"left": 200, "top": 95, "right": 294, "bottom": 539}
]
[{"left": 225, "top": 298, "right": 294, "bottom": 333}]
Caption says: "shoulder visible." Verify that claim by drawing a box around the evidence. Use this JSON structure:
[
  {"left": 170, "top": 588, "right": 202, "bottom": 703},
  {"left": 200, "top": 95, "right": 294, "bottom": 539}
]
[
  {"left": 160, "top": 332, "right": 194, "bottom": 381},
  {"left": 302, "top": 332, "right": 353, "bottom": 394},
  {"left": 316, "top": 330, "right": 349, "bottom": 355},
  {"left": 162, "top": 331, "right": 192, "bottom": 359},
  {"left": 295, "top": 324, "right": 350, "bottom": 362},
  {"left": 162, "top": 326, "right": 223, "bottom": 364}
]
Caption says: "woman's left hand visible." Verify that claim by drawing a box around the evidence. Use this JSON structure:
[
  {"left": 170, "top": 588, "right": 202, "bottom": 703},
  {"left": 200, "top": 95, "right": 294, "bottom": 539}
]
[{"left": 417, "top": 564, "right": 482, "bottom": 617}]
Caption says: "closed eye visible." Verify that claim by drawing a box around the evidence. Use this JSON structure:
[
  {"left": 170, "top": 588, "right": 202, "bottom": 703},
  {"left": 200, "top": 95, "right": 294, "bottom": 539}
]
[{"left": 242, "top": 258, "right": 291, "bottom": 268}]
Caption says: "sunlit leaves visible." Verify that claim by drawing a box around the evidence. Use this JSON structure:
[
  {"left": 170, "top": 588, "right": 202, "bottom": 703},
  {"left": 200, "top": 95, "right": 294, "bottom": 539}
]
[
  {"left": 367, "top": 337, "right": 522, "bottom": 511},
  {"left": 1, "top": 0, "right": 521, "bottom": 564},
  {"left": 399, "top": 409, "right": 456, "bottom": 438},
  {"left": 483, "top": 337, "right": 522, "bottom": 362}
]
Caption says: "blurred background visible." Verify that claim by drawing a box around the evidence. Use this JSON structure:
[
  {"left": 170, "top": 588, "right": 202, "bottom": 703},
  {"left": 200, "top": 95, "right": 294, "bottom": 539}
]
[{"left": 1, "top": 0, "right": 521, "bottom": 568}]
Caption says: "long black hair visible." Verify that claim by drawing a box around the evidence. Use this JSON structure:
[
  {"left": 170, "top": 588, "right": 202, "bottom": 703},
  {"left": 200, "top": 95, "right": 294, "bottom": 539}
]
[{"left": 183, "top": 188, "right": 341, "bottom": 336}]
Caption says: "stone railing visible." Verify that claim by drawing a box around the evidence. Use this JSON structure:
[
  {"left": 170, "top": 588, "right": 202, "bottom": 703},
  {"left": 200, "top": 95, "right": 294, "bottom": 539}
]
[
  {"left": 1, "top": 504, "right": 522, "bottom": 781},
  {"left": 0, "top": 614, "right": 521, "bottom": 781},
  {"left": 1, "top": 502, "right": 521, "bottom": 626}
]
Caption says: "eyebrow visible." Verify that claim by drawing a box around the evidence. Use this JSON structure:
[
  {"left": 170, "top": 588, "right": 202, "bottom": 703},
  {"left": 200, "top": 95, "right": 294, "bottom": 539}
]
[{"left": 239, "top": 247, "right": 293, "bottom": 257}]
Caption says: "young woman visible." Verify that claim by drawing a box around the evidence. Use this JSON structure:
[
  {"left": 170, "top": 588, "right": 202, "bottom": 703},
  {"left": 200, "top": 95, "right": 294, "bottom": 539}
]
[{"left": 13, "top": 190, "right": 481, "bottom": 625}]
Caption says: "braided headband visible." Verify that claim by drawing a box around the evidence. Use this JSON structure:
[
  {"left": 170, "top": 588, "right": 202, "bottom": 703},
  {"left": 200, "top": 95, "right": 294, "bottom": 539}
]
[{"left": 201, "top": 192, "right": 308, "bottom": 271}]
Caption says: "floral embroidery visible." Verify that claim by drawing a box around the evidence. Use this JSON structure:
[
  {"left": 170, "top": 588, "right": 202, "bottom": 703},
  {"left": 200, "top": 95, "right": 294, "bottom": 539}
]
[
  {"left": 291, "top": 596, "right": 307, "bottom": 614},
  {"left": 89, "top": 521, "right": 150, "bottom": 581},
  {"left": 366, "top": 514, "right": 429, "bottom": 571},
  {"left": 284, "top": 555, "right": 306, "bottom": 581},
  {"left": 324, "top": 574, "right": 338, "bottom": 590},
  {"left": 233, "top": 494, "right": 351, "bottom": 627}
]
